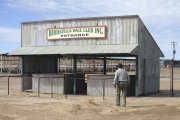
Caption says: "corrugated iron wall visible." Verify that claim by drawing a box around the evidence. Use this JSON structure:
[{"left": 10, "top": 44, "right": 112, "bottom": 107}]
[
  {"left": 87, "top": 75, "right": 115, "bottom": 96},
  {"left": 21, "top": 17, "right": 138, "bottom": 47},
  {"left": 87, "top": 75, "right": 136, "bottom": 96},
  {"left": 138, "top": 19, "right": 163, "bottom": 95},
  {"left": 32, "top": 74, "right": 64, "bottom": 94},
  {"left": 22, "top": 56, "right": 57, "bottom": 90}
]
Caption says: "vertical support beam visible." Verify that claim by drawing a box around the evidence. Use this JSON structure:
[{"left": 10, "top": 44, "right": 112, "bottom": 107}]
[
  {"left": 58, "top": 58, "right": 60, "bottom": 73},
  {"left": 171, "top": 59, "right": 174, "bottom": 97},
  {"left": 71, "top": 58, "right": 72, "bottom": 73},
  {"left": 97, "top": 59, "right": 99, "bottom": 72},
  {"left": 143, "top": 59, "right": 145, "bottom": 95},
  {"left": 51, "top": 78, "right": 53, "bottom": 98},
  {"left": 92, "top": 58, "right": 93, "bottom": 72},
  {"left": 73, "top": 55, "right": 77, "bottom": 95},
  {"left": 54, "top": 57, "right": 58, "bottom": 73},
  {"left": 111, "top": 60, "right": 113, "bottom": 72},
  {"left": 65, "top": 77, "right": 67, "bottom": 99},
  {"left": 9, "top": 58, "right": 11, "bottom": 74},
  {"left": 103, "top": 79, "right": 105, "bottom": 101},
  {"left": 1, "top": 54, "right": 2, "bottom": 73},
  {"left": 83, "top": 58, "right": 84, "bottom": 73},
  {"left": 38, "top": 77, "right": 40, "bottom": 97},
  {"left": 21, "top": 57, "right": 24, "bottom": 91},
  {"left": 104, "top": 57, "right": 106, "bottom": 75},
  {"left": 135, "top": 56, "right": 138, "bottom": 97},
  {"left": 80, "top": 59, "right": 81, "bottom": 72},
  {"left": 170, "top": 60, "right": 171, "bottom": 92},
  {"left": 8, "top": 76, "right": 10, "bottom": 95}
]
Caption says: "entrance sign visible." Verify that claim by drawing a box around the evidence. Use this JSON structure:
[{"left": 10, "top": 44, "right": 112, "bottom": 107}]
[{"left": 47, "top": 26, "right": 106, "bottom": 40}]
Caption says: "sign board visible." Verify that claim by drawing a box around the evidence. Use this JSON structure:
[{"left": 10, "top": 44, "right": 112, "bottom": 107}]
[{"left": 47, "top": 26, "right": 106, "bottom": 40}]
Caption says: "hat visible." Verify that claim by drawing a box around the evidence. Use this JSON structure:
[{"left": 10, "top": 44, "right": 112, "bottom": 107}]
[{"left": 118, "top": 64, "right": 123, "bottom": 68}]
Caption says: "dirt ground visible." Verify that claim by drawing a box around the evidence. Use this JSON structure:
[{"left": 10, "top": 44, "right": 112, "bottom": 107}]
[{"left": 0, "top": 74, "right": 180, "bottom": 120}]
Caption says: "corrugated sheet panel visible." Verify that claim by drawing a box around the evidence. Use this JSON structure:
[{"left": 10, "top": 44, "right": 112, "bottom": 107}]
[
  {"left": 38, "top": 46, "right": 59, "bottom": 54},
  {"left": 137, "top": 18, "right": 164, "bottom": 95},
  {"left": 9, "top": 44, "right": 138, "bottom": 55},
  {"left": 87, "top": 75, "right": 116, "bottom": 96},
  {"left": 21, "top": 17, "right": 138, "bottom": 47},
  {"left": 75, "top": 45, "right": 96, "bottom": 54},
  {"left": 22, "top": 23, "right": 32, "bottom": 46},
  {"left": 32, "top": 74, "right": 64, "bottom": 94}
]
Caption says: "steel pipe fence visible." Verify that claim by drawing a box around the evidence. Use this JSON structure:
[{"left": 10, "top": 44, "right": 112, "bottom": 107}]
[
  {"left": 0, "top": 75, "right": 116, "bottom": 100},
  {"left": 0, "top": 76, "right": 65, "bottom": 98}
]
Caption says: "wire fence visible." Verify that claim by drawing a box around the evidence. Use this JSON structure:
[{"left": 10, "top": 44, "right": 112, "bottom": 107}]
[
  {"left": 1, "top": 59, "right": 180, "bottom": 99},
  {"left": 145, "top": 59, "right": 180, "bottom": 97}
]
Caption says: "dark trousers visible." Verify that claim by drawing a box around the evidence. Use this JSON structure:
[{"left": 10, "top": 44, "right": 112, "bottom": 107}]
[{"left": 116, "top": 81, "right": 127, "bottom": 107}]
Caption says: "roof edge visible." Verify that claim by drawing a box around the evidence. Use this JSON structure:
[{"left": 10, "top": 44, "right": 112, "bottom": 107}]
[{"left": 21, "top": 15, "right": 139, "bottom": 24}]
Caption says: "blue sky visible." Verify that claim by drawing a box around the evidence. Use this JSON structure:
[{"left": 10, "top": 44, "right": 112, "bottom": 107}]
[{"left": 0, "top": 0, "right": 180, "bottom": 59}]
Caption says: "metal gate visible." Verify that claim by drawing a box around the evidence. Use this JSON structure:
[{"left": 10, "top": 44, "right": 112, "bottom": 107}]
[
  {"left": 145, "top": 59, "right": 180, "bottom": 97},
  {"left": 172, "top": 60, "right": 180, "bottom": 97}
]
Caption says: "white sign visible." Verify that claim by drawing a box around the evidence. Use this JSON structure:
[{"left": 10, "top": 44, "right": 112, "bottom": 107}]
[{"left": 47, "top": 26, "right": 106, "bottom": 40}]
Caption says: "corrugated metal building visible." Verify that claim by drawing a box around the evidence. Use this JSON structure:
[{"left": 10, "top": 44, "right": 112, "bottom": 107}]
[{"left": 9, "top": 15, "right": 164, "bottom": 96}]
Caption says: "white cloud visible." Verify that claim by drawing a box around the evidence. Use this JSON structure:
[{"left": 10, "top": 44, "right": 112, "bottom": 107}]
[
  {"left": 0, "top": 27, "right": 21, "bottom": 43},
  {"left": 1, "top": 0, "right": 180, "bottom": 59},
  {"left": 3, "top": 0, "right": 180, "bottom": 25}
]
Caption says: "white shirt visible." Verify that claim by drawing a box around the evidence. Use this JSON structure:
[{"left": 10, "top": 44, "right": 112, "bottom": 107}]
[{"left": 113, "top": 68, "right": 130, "bottom": 85}]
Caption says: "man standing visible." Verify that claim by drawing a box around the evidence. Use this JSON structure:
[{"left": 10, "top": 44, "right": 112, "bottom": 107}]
[{"left": 113, "top": 63, "right": 130, "bottom": 107}]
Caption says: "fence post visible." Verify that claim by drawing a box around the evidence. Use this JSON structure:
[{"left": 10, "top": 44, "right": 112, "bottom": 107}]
[
  {"left": 51, "top": 78, "right": 53, "bottom": 98},
  {"left": 8, "top": 76, "right": 10, "bottom": 95},
  {"left": 171, "top": 59, "right": 174, "bottom": 97},
  {"left": 65, "top": 77, "right": 67, "bottom": 99},
  {"left": 103, "top": 79, "right": 105, "bottom": 101},
  {"left": 143, "top": 59, "right": 145, "bottom": 95},
  {"left": 38, "top": 77, "right": 40, "bottom": 97},
  {"left": 1, "top": 54, "right": 2, "bottom": 73}
]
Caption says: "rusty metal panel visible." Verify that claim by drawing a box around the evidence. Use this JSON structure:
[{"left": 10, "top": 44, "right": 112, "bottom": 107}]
[
  {"left": 122, "top": 18, "right": 138, "bottom": 44},
  {"left": 87, "top": 75, "right": 115, "bottom": 96},
  {"left": 32, "top": 74, "right": 64, "bottom": 94},
  {"left": 87, "top": 75, "right": 103, "bottom": 96},
  {"left": 110, "top": 18, "right": 123, "bottom": 45},
  {"left": 22, "top": 23, "right": 32, "bottom": 46},
  {"left": 35, "top": 22, "right": 52, "bottom": 46}
]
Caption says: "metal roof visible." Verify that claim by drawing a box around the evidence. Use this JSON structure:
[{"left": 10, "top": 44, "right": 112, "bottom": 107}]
[{"left": 8, "top": 44, "right": 138, "bottom": 55}]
